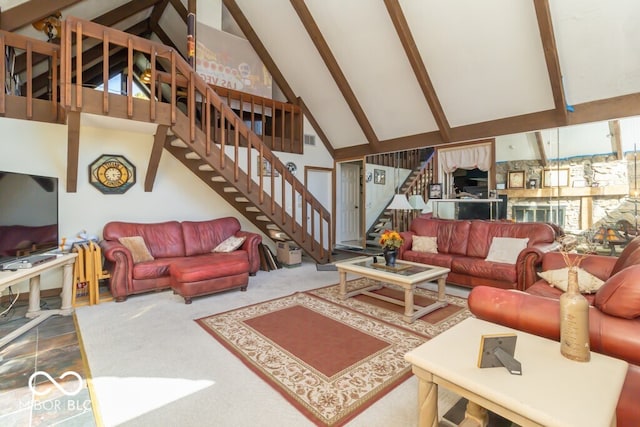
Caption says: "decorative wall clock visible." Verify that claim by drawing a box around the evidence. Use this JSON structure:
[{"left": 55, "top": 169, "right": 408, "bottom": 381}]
[
  {"left": 285, "top": 161, "right": 297, "bottom": 175},
  {"left": 89, "top": 154, "right": 136, "bottom": 194}
]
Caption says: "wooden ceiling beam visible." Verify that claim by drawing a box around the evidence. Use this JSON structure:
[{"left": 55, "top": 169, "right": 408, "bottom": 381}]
[
  {"left": 150, "top": 0, "right": 169, "bottom": 29},
  {"left": 609, "top": 120, "right": 622, "bottom": 160},
  {"left": 0, "top": 0, "right": 82, "bottom": 31},
  {"left": 533, "top": 0, "right": 567, "bottom": 123},
  {"left": 535, "top": 131, "right": 548, "bottom": 167},
  {"left": 168, "top": 0, "right": 188, "bottom": 24},
  {"left": 383, "top": 0, "right": 451, "bottom": 143},
  {"left": 93, "top": 0, "right": 161, "bottom": 27},
  {"left": 289, "top": 0, "right": 379, "bottom": 149}
]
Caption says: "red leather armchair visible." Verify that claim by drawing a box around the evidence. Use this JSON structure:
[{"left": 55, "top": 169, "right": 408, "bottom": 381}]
[{"left": 468, "top": 237, "right": 640, "bottom": 426}]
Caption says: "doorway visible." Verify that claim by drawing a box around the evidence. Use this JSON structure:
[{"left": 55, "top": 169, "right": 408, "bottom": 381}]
[
  {"left": 337, "top": 160, "right": 363, "bottom": 248},
  {"left": 305, "top": 166, "right": 333, "bottom": 249}
]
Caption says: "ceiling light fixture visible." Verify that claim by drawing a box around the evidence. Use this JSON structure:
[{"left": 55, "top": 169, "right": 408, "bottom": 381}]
[{"left": 32, "top": 12, "right": 62, "bottom": 42}]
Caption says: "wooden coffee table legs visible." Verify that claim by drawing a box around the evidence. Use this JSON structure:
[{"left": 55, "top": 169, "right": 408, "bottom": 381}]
[{"left": 338, "top": 270, "right": 448, "bottom": 323}]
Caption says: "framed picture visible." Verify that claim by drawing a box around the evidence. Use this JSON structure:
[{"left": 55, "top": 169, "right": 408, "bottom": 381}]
[
  {"left": 542, "top": 168, "right": 569, "bottom": 187},
  {"left": 528, "top": 178, "right": 538, "bottom": 189},
  {"left": 259, "top": 157, "right": 279, "bottom": 177},
  {"left": 374, "top": 169, "right": 386, "bottom": 185},
  {"left": 507, "top": 171, "right": 525, "bottom": 189},
  {"left": 429, "top": 183, "right": 442, "bottom": 199}
]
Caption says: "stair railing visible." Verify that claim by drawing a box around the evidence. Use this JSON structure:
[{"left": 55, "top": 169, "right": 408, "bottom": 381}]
[{"left": 60, "top": 16, "right": 331, "bottom": 263}]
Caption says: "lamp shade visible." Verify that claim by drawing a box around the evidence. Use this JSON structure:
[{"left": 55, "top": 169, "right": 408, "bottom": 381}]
[
  {"left": 421, "top": 200, "right": 434, "bottom": 214},
  {"left": 408, "top": 194, "right": 427, "bottom": 210},
  {"left": 388, "top": 194, "right": 413, "bottom": 210}
]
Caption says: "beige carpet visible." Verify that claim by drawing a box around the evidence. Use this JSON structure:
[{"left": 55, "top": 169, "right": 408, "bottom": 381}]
[
  {"left": 75, "top": 262, "right": 474, "bottom": 426},
  {"left": 196, "top": 279, "right": 472, "bottom": 426}
]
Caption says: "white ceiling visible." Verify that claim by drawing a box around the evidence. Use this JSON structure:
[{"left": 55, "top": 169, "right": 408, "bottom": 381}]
[{"left": 3, "top": 0, "right": 640, "bottom": 156}]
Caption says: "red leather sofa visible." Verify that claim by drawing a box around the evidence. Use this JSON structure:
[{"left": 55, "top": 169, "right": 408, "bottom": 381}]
[
  {"left": 399, "top": 218, "right": 559, "bottom": 290},
  {"left": 468, "top": 236, "right": 640, "bottom": 426},
  {"left": 100, "top": 217, "right": 262, "bottom": 302}
]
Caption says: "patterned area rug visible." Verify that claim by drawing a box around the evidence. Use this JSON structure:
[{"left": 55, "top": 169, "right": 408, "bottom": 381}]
[
  {"left": 196, "top": 280, "right": 471, "bottom": 426},
  {"left": 309, "top": 278, "right": 472, "bottom": 338}
]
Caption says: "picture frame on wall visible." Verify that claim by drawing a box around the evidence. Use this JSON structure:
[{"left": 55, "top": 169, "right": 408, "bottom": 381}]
[
  {"left": 374, "top": 169, "right": 386, "bottom": 185},
  {"left": 507, "top": 171, "right": 525, "bottom": 189},
  {"left": 429, "top": 183, "right": 443, "bottom": 199},
  {"left": 259, "top": 157, "right": 280, "bottom": 177},
  {"left": 542, "top": 168, "right": 570, "bottom": 188}
]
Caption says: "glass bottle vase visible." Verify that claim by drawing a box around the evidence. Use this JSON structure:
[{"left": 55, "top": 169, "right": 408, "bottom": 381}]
[{"left": 559, "top": 267, "right": 591, "bottom": 362}]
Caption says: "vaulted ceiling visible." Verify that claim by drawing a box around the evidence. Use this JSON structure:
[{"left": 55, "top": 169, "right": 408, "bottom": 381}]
[{"left": 2, "top": 0, "right": 640, "bottom": 160}]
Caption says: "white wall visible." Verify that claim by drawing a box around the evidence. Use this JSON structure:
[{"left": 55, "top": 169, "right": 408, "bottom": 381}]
[{"left": 0, "top": 114, "right": 332, "bottom": 292}]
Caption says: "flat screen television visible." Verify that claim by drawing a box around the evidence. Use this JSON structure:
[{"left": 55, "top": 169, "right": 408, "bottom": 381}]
[{"left": 0, "top": 171, "right": 59, "bottom": 262}]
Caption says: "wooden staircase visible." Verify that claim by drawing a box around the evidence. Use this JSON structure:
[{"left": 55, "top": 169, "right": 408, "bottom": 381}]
[
  {"left": 1, "top": 18, "right": 332, "bottom": 264},
  {"left": 365, "top": 149, "right": 435, "bottom": 250}
]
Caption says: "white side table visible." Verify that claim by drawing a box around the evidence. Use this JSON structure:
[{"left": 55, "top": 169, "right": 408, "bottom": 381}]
[
  {"left": 405, "top": 317, "right": 628, "bottom": 427},
  {"left": 0, "top": 253, "right": 77, "bottom": 349}
]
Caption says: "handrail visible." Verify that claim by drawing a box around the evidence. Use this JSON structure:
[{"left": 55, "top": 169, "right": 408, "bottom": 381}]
[
  {"left": 395, "top": 160, "right": 434, "bottom": 232},
  {"left": 60, "top": 16, "right": 331, "bottom": 260}
]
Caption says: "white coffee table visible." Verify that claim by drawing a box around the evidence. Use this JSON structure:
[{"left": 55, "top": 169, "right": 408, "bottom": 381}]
[
  {"left": 405, "top": 317, "right": 628, "bottom": 427},
  {"left": 335, "top": 257, "right": 450, "bottom": 323}
]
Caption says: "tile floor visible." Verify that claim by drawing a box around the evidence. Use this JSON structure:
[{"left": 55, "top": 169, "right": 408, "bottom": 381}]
[{"left": 0, "top": 295, "right": 96, "bottom": 426}]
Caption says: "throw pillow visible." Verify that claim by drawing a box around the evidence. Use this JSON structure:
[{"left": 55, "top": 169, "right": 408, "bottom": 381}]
[
  {"left": 484, "top": 237, "right": 529, "bottom": 264},
  {"left": 412, "top": 236, "right": 438, "bottom": 253},
  {"left": 118, "top": 236, "right": 154, "bottom": 263},
  {"left": 213, "top": 235, "right": 246, "bottom": 253},
  {"left": 595, "top": 265, "right": 640, "bottom": 319},
  {"left": 537, "top": 267, "right": 605, "bottom": 294}
]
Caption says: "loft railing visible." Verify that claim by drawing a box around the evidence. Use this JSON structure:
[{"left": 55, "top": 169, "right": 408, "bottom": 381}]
[
  {"left": 211, "top": 85, "right": 303, "bottom": 154},
  {"left": 0, "top": 30, "right": 61, "bottom": 122},
  {"left": 1, "top": 17, "right": 331, "bottom": 262}
]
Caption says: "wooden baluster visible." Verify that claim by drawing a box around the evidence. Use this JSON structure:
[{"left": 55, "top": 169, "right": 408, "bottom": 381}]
[{"left": 126, "top": 38, "right": 133, "bottom": 117}]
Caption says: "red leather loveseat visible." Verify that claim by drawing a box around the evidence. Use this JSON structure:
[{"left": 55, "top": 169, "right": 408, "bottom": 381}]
[
  {"left": 468, "top": 236, "right": 640, "bottom": 426},
  {"left": 399, "top": 218, "right": 559, "bottom": 290},
  {"left": 100, "top": 217, "right": 262, "bottom": 302}
]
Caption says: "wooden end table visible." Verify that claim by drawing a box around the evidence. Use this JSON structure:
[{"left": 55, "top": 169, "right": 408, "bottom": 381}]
[
  {"left": 405, "top": 317, "right": 628, "bottom": 427},
  {"left": 334, "top": 257, "right": 450, "bottom": 323}
]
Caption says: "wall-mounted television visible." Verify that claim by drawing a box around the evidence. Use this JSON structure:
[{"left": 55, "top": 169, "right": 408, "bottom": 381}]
[{"left": 0, "top": 171, "right": 59, "bottom": 262}]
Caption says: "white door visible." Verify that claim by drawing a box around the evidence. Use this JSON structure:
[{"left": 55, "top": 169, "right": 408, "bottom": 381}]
[{"left": 339, "top": 162, "right": 361, "bottom": 244}]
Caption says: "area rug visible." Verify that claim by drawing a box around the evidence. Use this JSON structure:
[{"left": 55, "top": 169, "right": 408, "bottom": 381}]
[
  {"left": 196, "top": 292, "right": 429, "bottom": 426},
  {"left": 309, "top": 278, "right": 472, "bottom": 338}
]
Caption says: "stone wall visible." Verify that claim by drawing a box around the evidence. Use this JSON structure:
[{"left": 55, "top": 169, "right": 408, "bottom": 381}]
[{"left": 497, "top": 154, "right": 638, "bottom": 233}]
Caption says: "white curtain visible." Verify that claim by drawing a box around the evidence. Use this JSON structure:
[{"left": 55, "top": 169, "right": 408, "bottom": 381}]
[{"left": 438, "top": 145, "right": 491, "bottom": 173}]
